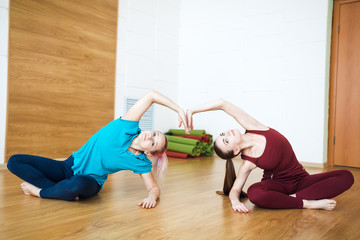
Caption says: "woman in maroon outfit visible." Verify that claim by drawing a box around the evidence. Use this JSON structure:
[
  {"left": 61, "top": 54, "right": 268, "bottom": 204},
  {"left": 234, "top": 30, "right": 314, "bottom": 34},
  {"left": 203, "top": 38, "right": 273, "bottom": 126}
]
[{"left": 187, "top": 99, "right": 354, "bottom": 212}]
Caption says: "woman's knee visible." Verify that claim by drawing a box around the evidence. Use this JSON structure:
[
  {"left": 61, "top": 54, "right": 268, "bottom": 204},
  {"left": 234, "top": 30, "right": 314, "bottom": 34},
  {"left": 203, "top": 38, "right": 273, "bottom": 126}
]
[
  {"left": 340, "top": 170, "right": 354, "bottom": 189},
  {"left": 7, "top": 154, "right": 24, "bottom": 173},
  {"left": 247, "top": 184, "right": 268, "bottom": 206},
  {"left": 68, "top": 175, "right": 98, "bottom": 195}
]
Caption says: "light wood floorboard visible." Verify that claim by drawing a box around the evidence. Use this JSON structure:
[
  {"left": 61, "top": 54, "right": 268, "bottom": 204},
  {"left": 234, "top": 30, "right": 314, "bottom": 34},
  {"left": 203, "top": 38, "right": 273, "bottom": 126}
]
[{"left": 1, "top": 156, "right": 359, "bottom": 240}]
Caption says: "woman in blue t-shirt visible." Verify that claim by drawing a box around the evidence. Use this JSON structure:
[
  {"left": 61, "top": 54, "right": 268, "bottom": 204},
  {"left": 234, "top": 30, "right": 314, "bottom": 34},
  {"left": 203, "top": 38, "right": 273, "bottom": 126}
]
[{"left": 7, "top": 90, "right": 189, "bottom": 208}]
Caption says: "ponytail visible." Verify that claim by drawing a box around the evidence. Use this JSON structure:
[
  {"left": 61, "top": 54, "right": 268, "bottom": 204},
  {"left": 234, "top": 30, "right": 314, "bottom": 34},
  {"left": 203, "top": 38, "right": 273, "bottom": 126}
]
[
  {"left": 223, "top": 159, "right": 236, "bottom": 195},
  {"left": 214, "top": 140, "right": 247, "bottom": 198},
  {"left": 216, "top": 158, "right": 247, "bottom": 198}
]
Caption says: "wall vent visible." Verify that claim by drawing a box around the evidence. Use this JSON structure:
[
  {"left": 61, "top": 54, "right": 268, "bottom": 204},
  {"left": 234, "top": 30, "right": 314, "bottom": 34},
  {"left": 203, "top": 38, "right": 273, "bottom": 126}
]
[{"left": 125, "top": 98, "right": 153, "bottom": 130}]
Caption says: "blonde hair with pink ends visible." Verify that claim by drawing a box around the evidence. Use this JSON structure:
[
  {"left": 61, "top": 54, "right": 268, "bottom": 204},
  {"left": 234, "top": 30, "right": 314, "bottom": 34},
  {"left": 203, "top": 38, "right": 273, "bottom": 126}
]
[
  {"left": 152, "top": 152, "right": 168, "bottom": 182},
  {"left": 151, "top": 135, "right": 168, "bottom": 182}
]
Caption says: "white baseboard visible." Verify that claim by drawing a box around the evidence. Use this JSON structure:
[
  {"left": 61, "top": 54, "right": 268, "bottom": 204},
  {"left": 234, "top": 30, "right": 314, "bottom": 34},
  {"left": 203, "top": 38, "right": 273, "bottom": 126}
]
[
  {"left": 300, "top": 161, "right": 328, "bottom": 169},
  {"left": 0, "top": 163, "right": 7, "bottom": 170}
]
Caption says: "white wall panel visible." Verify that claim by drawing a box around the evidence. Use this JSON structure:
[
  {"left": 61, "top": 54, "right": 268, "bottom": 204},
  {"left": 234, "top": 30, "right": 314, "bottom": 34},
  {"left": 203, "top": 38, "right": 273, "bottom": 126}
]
[
  {"left": 127, "top": 9, "right": 156, "bottom": 37},
  {"left": 129, "top": 0, "right": 157, "bottom": 16},
  {"left": 114, "top": 0, "right": 181, "bottom": 134},
  {"left": 0, "top": 7, "right": 8, "bottom": 56}
]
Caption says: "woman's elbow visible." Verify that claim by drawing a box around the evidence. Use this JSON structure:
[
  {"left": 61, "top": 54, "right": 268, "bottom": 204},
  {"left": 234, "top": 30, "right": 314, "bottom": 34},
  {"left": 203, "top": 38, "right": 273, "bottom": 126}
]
[
  {"left": 218, "top": 98, "right": 230, "bottom": 109},
  {"left": 148, "top": 89, "right": 159, "bottom": 96}
]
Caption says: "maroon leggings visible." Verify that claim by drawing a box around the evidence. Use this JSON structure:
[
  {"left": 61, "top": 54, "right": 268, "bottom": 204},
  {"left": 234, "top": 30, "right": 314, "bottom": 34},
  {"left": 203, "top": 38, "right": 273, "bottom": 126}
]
[{"left": 247, "top": 170, "right": 354, "bottom": 209}]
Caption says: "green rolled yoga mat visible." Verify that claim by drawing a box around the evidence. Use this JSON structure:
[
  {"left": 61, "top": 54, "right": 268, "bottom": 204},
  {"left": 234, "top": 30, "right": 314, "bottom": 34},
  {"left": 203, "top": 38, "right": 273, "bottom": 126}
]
[
  {"left": 195, "top": 148, "right": 201, "bottom": 156},
  {"left": 168, "top": 129, "right": 206, "bottom": 136},
  {"left": 167, "top": 142, "right": 198, "bottom": 156},
  {"left": 204, "top": 145, "right": 214, "bottom": 156},
  {"left": 166, "top": 135, "right": 201, "bottom": 147},
  {"left": 201, "top": 142, "right": 208, "bottom": 152}
]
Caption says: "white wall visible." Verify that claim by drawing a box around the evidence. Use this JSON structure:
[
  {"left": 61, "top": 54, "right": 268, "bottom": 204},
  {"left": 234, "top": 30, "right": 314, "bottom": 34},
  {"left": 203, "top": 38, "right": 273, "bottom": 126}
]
[
  {"left": 0, "top": 0, "right": 9, "bottom": 164},
  {"left": 115, "top": 0, "right": 181, "bottom": 133},
  {"left": 178, "top": 0, "right": 333, "bottom": 164}
]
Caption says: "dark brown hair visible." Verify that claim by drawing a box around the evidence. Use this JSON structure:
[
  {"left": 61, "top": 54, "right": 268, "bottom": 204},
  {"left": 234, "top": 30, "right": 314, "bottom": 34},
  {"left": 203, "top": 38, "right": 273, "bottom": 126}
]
[
  {"left": 214, "top": 141, "right": 247, "bottom": 198},
  {"left": 214, "top": 141, "right": 236, "bottom": 160}
]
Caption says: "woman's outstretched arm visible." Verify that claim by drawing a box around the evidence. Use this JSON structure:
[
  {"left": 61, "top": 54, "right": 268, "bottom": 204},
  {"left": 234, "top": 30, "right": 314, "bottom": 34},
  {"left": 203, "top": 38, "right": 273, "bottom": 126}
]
[
  {"left": 123, "top": 89, "right": 190, "bottom": 133},
  {"left": 138, "top": 172, "right": 160, "bottom": 208},
  {"left": 187, "top": 98, "right": 267, "bottom": 131}
]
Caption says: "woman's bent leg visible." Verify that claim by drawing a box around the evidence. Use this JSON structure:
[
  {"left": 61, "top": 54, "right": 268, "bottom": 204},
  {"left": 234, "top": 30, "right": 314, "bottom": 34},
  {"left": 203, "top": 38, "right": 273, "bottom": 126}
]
[
  {"left": 247, "top": 181, "right": 303, "bottom": 209},
  {"left": 40, "top": 175, "right": 101, "bottom": 201},
  {"left": 7, "top": 154, "right": 73, "bottom": 188},
  {"left": 295, "top": 170, "right": 354, "bottom": 200}
]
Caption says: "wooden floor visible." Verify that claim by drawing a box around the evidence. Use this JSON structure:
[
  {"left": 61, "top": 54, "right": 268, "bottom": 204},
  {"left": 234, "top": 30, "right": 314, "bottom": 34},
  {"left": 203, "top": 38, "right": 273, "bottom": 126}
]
[{"left": 1, "top": 156, "right": 359, "bottom": 240}]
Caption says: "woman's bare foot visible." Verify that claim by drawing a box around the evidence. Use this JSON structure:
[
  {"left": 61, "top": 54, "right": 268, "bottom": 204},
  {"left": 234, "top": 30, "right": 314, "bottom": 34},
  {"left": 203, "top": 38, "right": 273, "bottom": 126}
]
[
  {"left": 303, "top": 199, "right": 337, "bottom": 211},
  {"left": 21, "top": 182, "right": 41, "bottom": 198}
]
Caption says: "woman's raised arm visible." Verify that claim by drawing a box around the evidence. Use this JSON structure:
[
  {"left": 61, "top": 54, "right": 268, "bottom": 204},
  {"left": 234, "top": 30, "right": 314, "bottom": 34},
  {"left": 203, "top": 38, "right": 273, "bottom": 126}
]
[
  {"left": 123, "top": 90, "right": 190, "bottom": 133},
  {"left": 187, "top": 98, "right": 267, "bottom": 131}
]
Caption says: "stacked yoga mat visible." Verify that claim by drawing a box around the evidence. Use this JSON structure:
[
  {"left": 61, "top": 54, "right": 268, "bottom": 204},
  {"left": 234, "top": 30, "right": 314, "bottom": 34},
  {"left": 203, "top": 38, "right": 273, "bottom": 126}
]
[{"left": 165, "top": 129, "right": 214, "bottom": 158}]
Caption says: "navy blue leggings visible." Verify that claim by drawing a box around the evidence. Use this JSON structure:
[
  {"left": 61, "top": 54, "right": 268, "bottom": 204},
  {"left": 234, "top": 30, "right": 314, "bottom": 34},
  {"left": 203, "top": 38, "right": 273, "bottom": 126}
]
[{"left": 7, "top": 154, "right": 101, "bottom": 201}]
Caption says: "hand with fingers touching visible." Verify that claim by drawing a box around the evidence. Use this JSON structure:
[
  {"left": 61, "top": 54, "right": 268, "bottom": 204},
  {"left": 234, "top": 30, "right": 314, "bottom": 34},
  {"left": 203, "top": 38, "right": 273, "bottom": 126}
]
[
  {"left": 178, "top": 109, "right": 190, "bottom": 134},
  {"left": 186, "top": 109, "right": 194, "bottom": 130}
]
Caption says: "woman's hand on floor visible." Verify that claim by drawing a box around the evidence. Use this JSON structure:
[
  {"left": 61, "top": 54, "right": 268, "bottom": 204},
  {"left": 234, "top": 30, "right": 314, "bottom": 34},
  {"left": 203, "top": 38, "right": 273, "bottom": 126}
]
[
  {"left": 138, "top": 196, "right": 157, "bottom": 209},
  {"left": 231, "top": 200, "right": 251, "bottom": 213}
]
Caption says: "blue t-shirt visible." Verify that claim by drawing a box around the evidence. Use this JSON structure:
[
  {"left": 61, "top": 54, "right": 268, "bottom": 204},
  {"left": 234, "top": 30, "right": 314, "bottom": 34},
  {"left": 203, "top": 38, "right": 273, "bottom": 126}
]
[{"left": 72, "top": 118, "right": 152, "bottom": 187}]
